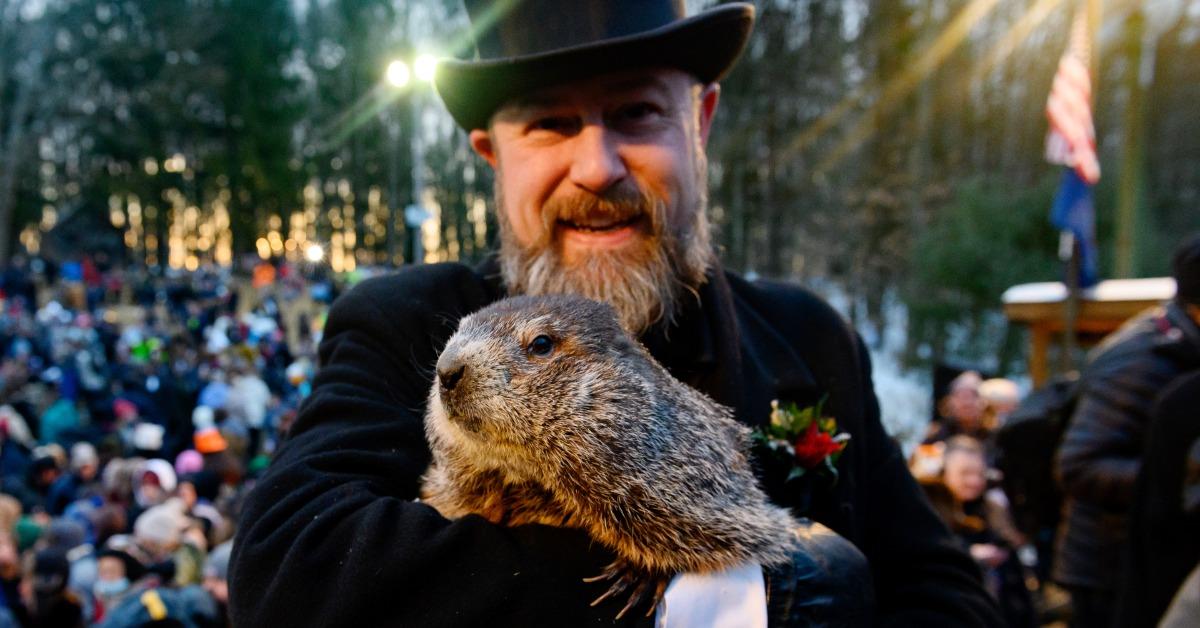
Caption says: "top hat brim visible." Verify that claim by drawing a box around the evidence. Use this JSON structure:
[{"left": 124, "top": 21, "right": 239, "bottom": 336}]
[{"left": 434, "top": 3, "right": 755, "bottom": 131}]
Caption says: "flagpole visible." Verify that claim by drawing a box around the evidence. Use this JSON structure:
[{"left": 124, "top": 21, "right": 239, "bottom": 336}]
[
  {"left": 1062, "top": 234, "right": 1081, "bottom": 373},
  {"left": 1057, "top": 0, "right": 1100, "bottom": 375}
]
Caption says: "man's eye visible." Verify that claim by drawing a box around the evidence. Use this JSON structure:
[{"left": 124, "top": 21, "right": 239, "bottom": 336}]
[
  {"left": 526, "top": 335, "right": 555, "bottom": 357},
  {"left": 614, "top": 102, "right": 662, "bottom": 123},
  {"left": 529, "top": 117, "right": 576, "bottom": 134}
]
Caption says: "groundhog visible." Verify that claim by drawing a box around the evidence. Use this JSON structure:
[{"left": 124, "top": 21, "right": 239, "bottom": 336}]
[{"left": 420, "top": 295, "right": 801, "bottom": 618}]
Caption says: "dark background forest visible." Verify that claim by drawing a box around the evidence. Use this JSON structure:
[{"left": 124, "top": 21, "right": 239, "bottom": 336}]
[{"left": 2, "top": 0, "right": 1198, "bottom": 375}]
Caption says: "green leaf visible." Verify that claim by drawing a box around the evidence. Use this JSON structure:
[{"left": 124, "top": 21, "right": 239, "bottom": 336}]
[
  {"left": 786, "top": 466, "right": 807, "bottom": 483},
  {"left": 824, "top": 457, "right": 840, "bottom": 485}
]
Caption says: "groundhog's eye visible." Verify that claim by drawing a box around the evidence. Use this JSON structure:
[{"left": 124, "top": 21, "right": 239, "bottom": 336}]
[{"left": 527, "top": 335, "right": 555, "bottom": 358}]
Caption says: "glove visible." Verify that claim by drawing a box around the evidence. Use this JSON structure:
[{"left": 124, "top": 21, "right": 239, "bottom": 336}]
[{"left": 765, "top": 518, "right": 874, "bottom": 627}]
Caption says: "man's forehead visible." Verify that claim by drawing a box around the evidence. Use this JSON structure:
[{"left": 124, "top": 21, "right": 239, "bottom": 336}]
[{"left": 497, "top": 67, "right": 694, "bottom": 115}]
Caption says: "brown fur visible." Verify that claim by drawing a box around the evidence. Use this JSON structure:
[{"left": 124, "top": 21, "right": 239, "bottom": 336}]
[{"left": 420, "top": 295, "right": 799, "bottom": 579}]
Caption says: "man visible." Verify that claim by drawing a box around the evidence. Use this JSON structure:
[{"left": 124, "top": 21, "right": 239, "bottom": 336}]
[
  {"left": 1117, "top": 368, "right": 1200, "bottom": 627},
  {"left": 230, "top": 2, "right": 997, "bottom": 625},
  {"left": 1055, "top": 232, "right": 1200, "bottom": 627},
  {"left": 45, "top": 442, "right": 99, "bottom": 516}
]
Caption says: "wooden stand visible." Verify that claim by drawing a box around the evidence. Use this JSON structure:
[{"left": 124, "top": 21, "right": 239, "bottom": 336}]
[{"left": 1003, "top": 278, "right": 1174, "bottom": 386}]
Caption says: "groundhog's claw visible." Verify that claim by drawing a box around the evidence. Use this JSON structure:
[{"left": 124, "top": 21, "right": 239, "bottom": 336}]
[{"left": 585, "top": 560, "right": 669, "bottom": 620}]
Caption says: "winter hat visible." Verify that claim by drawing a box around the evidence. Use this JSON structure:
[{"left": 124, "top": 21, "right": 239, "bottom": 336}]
[
  {"left": 132, "top": 422, "right": 165, "bottom": 452},
  {"left": 191, "top": 406, "right": 215, "bottom": 431},
  {"left": 193, "top": 428, "right": 227, "bottom": 454},
  {"left": 32, "top": 444, "right": 66, "bottom": 471},
  {"left": 31, "top": 548, "right": 70, "bottom": 595},
  {"left": 133, "top": 500, "right": 188, "bottom": 549},
  {"left": 1172, "top": 232, "right": 1200, "bottom": 306},
  {"left": 70, "top": 442, "right": 98, "bottom": 472},
  {"left": 113, "top": 398, "right": 139, "bottom": 421},
  {"left": 96, "top": 547, "right": 147, "bottom": 583},
  {"left": 179, "top": 471, "right": 220, "bottom": 503},
  {"left": 137, "top": 459, "right": 178, "bottom": 494},
  {"left": 44, "top": 519, "right": 87, "bottom": 552},
  {"left": 174, "top": 450, "right": 204, "bottom": 476}
]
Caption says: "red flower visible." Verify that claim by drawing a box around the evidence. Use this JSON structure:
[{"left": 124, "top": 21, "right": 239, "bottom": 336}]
[{"left": 793, "top": 422, "right": 846, "bottom": 469}]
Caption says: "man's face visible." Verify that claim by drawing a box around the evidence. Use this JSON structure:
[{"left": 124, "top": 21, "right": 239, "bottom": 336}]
[{"left": 470, "top": 67, "right": 720, "bottom": 333}]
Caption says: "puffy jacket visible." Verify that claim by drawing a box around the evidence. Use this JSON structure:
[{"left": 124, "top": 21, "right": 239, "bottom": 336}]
[{"left": 1054, "top": 301, "right": 1200, "bottom": 589}]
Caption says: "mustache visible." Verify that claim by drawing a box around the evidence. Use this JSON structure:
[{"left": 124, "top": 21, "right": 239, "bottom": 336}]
[{"left": 539, "top": 185, "right": 662, "bottom": 236}]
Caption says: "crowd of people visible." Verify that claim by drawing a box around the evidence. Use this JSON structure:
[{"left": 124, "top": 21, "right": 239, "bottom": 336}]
[
  {"left": 912, "top": 371, "right": 1038, "bottom": 627},
  {"left": 0, "top": 253, "right": 334, "bottom": 627},
  {"left": 0, "top": 236, "right": 1198, "bottom": 627}
]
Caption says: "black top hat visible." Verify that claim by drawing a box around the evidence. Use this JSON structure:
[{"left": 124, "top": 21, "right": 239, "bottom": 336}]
[{"left": 434, "top": 0, "right": 756, "bottom": 130}]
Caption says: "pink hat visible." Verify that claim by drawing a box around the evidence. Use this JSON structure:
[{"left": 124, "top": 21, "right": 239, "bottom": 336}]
[
  {"left": 174, "top": 450, "right": 204, "bottom": 476},
  {"left": 113, "top": 399, "right": 138, "bottom": 420}
]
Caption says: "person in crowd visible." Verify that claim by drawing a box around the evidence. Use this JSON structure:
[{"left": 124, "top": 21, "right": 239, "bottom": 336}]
[
  {"left": 202, "top": 541, "right": 232, "bottom": 628},
  {"left": 922, "top": 437, "right": 1035, "bottom": 627},
  {"left": 25, "top": 548, "right": 84, "bottom": 628},
  {"left": 46, "top": 444, "right": 99, "bottom": 517},
  {"left": 0, "top": 420, "right": 31, "bottom": 483},
  {"left": 37, "top": 377, "right": 78, "bottom": 450},
  {"left": 92, "top": 546, "right": 147, "bottom": 624},
  {"left": 925, "top": 370, "right": 989, "bottom": 444},
  {"left": 1117, "top": 369, "right": 1200, "bottom": 626},
  {"left": 979, "top": 378, "right": 1020, "bottom": 431},
  {"left": 40, "top": 520, "right": 95, "bottom": 620},
  {"left": 1055, "top": 233, "right": 1200, "bottom": 627},
  {"left": 5, "top": 453, "right": 61, "bottom": 513},
  {"left": 0, "top": 533, "right": 24, "bottom": 621}
]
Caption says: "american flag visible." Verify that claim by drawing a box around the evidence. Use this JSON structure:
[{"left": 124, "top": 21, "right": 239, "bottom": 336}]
[{"left": 1045, "top": 6, "right": 1100, "bottom": 185}]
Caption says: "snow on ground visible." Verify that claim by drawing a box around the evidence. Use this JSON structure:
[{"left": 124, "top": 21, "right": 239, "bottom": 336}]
[{"left": 808, "top": 281, "right": 931, "bottom": 456}]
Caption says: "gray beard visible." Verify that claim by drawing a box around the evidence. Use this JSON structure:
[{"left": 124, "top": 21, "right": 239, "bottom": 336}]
[{"left": 497, "top": 183, "right": 714, "bottom": 334}]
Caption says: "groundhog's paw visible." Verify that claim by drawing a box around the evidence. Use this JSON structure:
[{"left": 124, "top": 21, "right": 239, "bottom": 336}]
[{"left": 583, "top": 558, "right": 669, "bottom": 620}]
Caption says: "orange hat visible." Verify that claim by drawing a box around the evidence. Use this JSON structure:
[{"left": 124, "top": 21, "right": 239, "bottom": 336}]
[{"left": 193, "top": 428, "right": 228, "bottom": 454}]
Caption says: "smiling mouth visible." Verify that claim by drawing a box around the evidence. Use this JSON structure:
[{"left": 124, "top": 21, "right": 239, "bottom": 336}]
[{"left": 555, "top": 215, "right": 642, "bottom": 233}]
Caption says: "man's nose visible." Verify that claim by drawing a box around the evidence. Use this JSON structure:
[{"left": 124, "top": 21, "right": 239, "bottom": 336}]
[{"left": 569, "top": 124, "right": 627, "bottom": 194}]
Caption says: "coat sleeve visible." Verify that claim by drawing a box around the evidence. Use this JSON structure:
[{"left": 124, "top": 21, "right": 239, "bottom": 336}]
[
  {"left": 228, "top": 265, "right": 643, "bottom": 627},
  {"left": 851, "top": 338, "right": 1003, "bottom": 628},
  {"left": 1056, "top": 339, "right": 1170, "bottom": 511}
]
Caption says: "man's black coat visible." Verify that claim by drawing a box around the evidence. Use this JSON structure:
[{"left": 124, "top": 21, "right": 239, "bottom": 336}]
[{"left": 228, "top": 261, "right": 998, "bottom": 626}]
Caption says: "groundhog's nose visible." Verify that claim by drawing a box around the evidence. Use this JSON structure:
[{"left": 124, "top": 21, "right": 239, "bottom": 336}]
[
  {"left": 437, "top": 352, "right": 467, "bottom": 392},
  {"left": 439, "top": 364, "right": 465, "bottom": 391}
]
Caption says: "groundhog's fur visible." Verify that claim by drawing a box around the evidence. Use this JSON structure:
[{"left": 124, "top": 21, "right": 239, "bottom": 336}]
[{"left": 420, "top": 295, "right": 799, "bottom": 591}]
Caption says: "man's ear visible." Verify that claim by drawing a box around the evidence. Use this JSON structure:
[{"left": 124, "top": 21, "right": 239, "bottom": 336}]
[
  {"left": 698, "top": 83, "right": 720, "bottom": 147},
  {"left": 469, "top": 129, "right": 498, "bottom": 168}
]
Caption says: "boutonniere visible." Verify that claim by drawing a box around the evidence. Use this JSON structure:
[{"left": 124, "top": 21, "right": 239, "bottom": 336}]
[{"left": 752, "top": 398, "right": 850, "bottom": 483}]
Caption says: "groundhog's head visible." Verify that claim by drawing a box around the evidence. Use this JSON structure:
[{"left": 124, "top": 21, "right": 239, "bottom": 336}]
[{"left": 427, "top": 295, "right": 646, "bottom": 475}]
